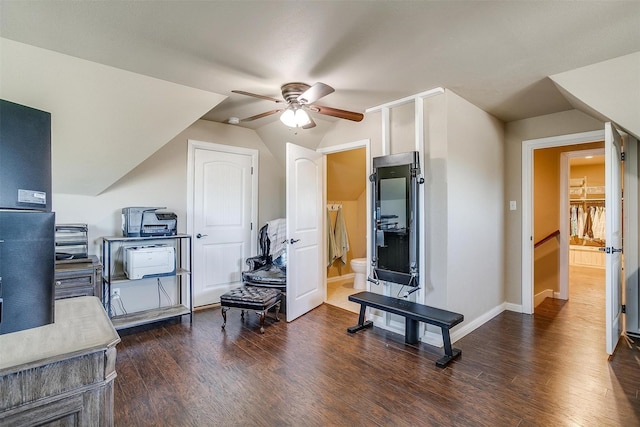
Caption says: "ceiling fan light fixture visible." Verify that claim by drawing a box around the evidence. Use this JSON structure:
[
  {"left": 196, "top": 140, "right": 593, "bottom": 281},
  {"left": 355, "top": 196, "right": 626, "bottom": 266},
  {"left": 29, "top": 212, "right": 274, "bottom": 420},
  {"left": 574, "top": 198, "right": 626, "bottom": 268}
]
[
  {"left": 280, "top": 107, "right": 311, "bottom": 128},
  {"left": 294, "top": 109, "right": 311, "bottom": 127},
  {"left": 280, "top": 108, "right": 296, "bottom": 127}
]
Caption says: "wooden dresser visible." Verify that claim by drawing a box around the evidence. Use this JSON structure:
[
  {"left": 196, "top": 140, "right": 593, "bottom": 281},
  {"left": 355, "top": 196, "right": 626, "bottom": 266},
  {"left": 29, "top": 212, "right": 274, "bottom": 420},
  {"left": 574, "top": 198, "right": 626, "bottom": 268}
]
[
  {"left": 55, "top": 256, "right": 103, "bottom": 300},
  {"left": 0, "top": 297, "right": 120, "bottom": 426}
]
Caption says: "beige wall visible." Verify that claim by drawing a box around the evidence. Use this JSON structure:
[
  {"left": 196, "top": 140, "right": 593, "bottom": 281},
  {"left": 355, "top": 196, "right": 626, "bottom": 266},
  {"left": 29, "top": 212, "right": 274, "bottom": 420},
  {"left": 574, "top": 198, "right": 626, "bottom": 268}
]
[
  {"left": 571, "top": 163, "right": 604, "bottom": 187},
  {"left": 504, "top": 110, "right": 604, "bottom": 305},
  {"left": 551, "top": 52, "right": 640, "bottom": 139},
  {"left": 442, "top": 91, "right": 505, "bottom": 319},
  {"left": 321, "top": 90, "right": 505, "bottom": 335},
  {"left": 53, "top": 119, "right": 284, "bottom": 313},
  {"left": 0, "top": 38, "right": 224, "bottom": 196},
  {"left": 54, "top": 119, "right": 283, "bottom": 255}
]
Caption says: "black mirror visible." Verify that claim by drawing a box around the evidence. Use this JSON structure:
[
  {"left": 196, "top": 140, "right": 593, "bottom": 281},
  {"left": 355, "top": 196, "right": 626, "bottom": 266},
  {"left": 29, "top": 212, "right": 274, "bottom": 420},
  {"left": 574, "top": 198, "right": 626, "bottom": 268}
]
[{"left": 370, "top": 152, "right": 421, "bottom": 286}]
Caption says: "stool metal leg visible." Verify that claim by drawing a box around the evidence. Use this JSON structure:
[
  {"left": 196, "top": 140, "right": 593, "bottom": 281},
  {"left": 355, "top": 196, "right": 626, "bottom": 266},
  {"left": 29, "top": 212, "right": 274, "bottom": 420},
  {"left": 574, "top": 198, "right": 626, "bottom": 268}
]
[
  {"left": 256, "top": 310, "right": 266, "bottom": 333},
  {"left": 221, "top": 307, "right": 230, "bottom": 329},
  {"left": 274, "top": 301, "right": 281, "bottom": 322}
]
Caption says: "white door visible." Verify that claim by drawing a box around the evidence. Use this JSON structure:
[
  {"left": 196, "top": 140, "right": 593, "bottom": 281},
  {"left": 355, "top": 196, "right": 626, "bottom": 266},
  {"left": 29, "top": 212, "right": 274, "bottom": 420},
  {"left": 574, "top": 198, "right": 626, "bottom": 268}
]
[
  {"left": 192, "top": 147, "right": 255, "bottom": 306},
  {"left": 286, "top": 143, "right": 324, "bottom": 321},
  {"left": 605, "top": 122, "right": 624, "bottom": 355}
]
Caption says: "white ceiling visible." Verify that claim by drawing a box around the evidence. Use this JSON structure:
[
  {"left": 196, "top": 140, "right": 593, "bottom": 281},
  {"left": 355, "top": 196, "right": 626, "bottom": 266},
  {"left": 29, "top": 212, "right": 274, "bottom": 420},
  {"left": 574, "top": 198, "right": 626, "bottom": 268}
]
[{"left": 2, "top": 1, "right": 639, "bottom": 144}]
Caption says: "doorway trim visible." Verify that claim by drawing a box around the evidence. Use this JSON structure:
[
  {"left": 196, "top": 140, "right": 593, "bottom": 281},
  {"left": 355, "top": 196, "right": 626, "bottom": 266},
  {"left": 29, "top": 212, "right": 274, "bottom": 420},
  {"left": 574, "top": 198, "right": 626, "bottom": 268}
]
[
  {"left": 317, "top": 139, "right": 371, "bottom": 303},
  {"left": 521, "top": 130, "right": 604, "bottom": 314},
  {"left": 559, "top": 148, "right": 605, "bottom": 300}
]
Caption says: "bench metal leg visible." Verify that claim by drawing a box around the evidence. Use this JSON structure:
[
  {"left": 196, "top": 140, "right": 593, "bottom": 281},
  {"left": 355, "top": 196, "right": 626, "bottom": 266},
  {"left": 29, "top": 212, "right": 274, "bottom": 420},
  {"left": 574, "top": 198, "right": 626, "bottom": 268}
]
[
  {"left": 435, "top": 327, "right": 462, "bottom": 368},
  {"left": 405, "top": 318, "right": 419, "bottom": 344},
  {"left": 347, "top": 304, "right": 373, "bottom": 333}
]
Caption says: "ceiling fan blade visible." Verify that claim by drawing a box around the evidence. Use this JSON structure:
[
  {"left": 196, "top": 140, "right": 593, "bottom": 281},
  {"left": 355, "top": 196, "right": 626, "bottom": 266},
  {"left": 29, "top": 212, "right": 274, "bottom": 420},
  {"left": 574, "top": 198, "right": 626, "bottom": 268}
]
[
  {"left": 310, "top": 105, "right": 364, "bottom": 122},
  {"left": 297, "top": 82, "right": 335, "bottom": 105},
  {"left": 302, "top": 116, "right": 317, "bottom": 129},
  {"left": 240, "top": 109, "right": 283, "bottom": 122},
  {"left": 232, "top": 90, "right": 284, "bottom": 103}
]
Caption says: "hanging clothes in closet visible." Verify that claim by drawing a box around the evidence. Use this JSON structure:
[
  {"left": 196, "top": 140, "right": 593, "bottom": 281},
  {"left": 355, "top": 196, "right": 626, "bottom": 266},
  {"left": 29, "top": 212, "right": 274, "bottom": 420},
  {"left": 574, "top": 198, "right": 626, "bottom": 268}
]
[{"left": 570, "top": 202, "right": 605, "bottom": 244}]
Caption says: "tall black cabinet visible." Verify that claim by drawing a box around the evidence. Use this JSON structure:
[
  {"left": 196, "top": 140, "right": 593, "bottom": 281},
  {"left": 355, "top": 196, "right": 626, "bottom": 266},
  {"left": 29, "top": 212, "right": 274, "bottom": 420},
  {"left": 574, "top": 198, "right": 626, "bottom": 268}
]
[{"left": 0, "top": 99, "right": 55, "bottom": 335}]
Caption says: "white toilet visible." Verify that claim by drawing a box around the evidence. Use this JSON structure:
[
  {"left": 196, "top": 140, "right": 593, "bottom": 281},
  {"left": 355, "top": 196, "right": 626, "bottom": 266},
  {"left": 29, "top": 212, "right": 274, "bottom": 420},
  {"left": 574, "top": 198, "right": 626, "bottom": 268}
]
[{"left": 350, "top": 258, "right": 368, "bottom": 290}]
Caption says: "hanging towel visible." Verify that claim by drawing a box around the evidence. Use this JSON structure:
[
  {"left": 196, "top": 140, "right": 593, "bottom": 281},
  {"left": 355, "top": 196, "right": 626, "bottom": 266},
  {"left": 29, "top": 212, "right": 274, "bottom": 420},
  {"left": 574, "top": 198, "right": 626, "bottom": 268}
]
[
  {"left": 327, "top": 209, "right": 338, "bottom": 266},
  {"left": 334, "top": 206, "right": 350, "bottom": 264}
]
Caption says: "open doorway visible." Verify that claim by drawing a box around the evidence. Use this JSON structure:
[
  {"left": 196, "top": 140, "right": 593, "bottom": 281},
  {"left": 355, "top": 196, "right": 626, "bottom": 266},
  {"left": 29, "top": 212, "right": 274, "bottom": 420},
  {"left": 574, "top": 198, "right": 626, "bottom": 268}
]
[
  {"left": 524, "top": 125, "right": 638, "bottom": 355},
  {"left": 532, "top": 141, "right": 604, "bottom": 312},
  {"left": 567, "top": 151, "right": 606, "bottom": 309},
  {"left": 320, "top": 140, "right": 370, "bottom": 313}
]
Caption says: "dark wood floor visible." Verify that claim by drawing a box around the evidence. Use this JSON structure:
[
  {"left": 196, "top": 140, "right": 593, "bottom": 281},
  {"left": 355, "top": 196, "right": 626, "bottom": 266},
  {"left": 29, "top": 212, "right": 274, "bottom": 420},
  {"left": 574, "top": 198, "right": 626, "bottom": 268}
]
[{"left": 114, "top": 276, "right": 639, "bottom": 426}]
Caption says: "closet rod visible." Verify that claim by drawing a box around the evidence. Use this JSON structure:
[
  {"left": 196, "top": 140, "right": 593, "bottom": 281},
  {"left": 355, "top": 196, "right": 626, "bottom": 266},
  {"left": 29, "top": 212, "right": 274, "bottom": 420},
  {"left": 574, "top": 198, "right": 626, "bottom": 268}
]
[{"left": 570, "top": 199, "right": 605, "bottom": 203}]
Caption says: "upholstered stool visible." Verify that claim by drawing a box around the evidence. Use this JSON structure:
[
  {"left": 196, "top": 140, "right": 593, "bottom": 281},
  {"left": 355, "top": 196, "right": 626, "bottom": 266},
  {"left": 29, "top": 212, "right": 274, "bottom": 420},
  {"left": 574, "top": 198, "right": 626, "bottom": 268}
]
[{"left": 220, "top": 285, "right": 282, "bottom": 333}]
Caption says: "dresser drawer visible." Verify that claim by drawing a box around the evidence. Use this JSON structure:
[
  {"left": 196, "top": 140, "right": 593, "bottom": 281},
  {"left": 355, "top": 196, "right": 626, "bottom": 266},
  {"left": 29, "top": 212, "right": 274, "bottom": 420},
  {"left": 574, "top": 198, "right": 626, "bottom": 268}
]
[
  {"left": 54, "top": 256, "right": 102, "bottom": 300},
  {"left": 56, "top": 273, "right": 92, "bottom": 288}
]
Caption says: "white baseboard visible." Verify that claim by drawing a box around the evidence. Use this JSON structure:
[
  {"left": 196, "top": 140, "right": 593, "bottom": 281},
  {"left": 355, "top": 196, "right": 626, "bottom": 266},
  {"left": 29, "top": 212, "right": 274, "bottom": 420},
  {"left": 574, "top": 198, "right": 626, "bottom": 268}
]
[
  {"left": 368, "top": 301, "right": 508, "bottom": 348},
  {"left": 422, "top": 330, "right": 444, "bottom": 347},
  {"left": 448, "top": 302, "right": 506, "bottom": 345},
  {"left": 505, "top": 302, "right": 523, "bottom": 313},
  {"left": 326, "top": 273, "right": 355, "bottom": 283},
  {"left": 534, "top": 288, "right": 554, "bottom": 307},
  {"left": 364, "top": 299, "right": 529, "bottom": 349}
]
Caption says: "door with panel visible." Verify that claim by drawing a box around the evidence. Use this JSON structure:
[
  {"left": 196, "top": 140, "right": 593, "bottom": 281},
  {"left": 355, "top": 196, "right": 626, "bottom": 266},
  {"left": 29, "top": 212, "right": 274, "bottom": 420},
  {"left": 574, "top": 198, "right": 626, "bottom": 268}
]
[{"left": 192, "top": 147, "right": 255, "bottom": 306}]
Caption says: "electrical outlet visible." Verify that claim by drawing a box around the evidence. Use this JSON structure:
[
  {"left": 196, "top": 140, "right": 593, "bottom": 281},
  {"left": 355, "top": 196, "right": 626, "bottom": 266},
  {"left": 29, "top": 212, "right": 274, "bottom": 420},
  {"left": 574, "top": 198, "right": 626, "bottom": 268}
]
[{"left": 111, "top": 288, "right": 121, "bottom": 299}]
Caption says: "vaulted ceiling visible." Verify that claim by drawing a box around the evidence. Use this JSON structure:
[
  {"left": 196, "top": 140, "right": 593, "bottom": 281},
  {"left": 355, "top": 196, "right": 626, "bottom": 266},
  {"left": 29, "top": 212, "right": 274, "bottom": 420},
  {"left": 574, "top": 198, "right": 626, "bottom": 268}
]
[{"left": 1, "top": 1, "right": 639, "bottom": 194}]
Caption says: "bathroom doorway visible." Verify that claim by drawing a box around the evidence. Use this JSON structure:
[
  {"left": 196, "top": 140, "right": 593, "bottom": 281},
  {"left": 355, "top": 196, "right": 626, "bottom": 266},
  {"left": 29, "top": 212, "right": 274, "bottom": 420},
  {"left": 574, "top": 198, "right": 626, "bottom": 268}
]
[{"left": 320, "top": 140, "right": 370, "bottom": 313}]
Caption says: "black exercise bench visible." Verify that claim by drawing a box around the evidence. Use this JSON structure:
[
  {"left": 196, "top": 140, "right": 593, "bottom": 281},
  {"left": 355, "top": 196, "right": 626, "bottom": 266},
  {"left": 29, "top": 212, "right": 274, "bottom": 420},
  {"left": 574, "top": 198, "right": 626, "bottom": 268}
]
[{"left": 347, "top": 291, "right": 464, "bottom": 367}]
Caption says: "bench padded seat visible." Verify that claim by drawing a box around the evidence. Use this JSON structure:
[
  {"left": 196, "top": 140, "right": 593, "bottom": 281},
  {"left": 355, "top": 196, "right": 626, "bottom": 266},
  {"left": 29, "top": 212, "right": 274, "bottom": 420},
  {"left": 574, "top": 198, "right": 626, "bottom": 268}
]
[{"left": 347, "top": 291, "right": 464, "bottom": 367}]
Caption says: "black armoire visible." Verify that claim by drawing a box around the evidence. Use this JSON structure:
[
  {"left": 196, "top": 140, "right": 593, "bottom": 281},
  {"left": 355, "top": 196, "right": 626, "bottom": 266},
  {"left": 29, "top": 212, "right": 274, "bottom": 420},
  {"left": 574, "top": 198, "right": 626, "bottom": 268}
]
[{"left": 0, "top": 99, "right": 55, "bottom": 335}]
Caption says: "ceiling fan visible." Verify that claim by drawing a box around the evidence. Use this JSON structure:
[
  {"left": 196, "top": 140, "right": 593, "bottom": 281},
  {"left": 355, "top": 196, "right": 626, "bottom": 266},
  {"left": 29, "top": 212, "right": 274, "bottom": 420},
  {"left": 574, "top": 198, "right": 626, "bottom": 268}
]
[{"left": 232, "top": 82, "right": 364, "bottom": 129}]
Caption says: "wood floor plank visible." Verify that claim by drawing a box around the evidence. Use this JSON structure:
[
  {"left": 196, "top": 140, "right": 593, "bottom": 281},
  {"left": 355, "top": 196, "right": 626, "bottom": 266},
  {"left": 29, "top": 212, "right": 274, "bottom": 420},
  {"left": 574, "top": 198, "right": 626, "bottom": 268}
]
[{"left": 113, "top": 269, "right": 640, "bottom": 426}]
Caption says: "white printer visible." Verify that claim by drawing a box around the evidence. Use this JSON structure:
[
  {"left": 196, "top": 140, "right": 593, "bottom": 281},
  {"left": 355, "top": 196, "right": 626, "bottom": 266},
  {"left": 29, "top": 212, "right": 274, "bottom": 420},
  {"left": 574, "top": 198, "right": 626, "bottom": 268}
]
[{"left": 124, "top": 245, "right": 175, "bottom": 279}]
